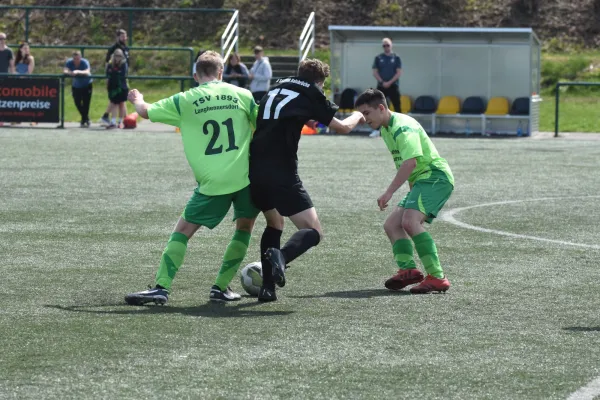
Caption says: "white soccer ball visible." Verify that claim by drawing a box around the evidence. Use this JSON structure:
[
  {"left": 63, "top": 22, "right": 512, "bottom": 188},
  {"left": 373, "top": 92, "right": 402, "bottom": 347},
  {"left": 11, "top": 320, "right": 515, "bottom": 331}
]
[{"left": 240, "top": 262, "right": 263, "bottom": 296}]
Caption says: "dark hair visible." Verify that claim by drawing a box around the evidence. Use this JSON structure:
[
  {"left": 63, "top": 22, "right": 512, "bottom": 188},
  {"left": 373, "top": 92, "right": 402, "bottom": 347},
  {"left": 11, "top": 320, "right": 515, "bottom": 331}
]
[
  {"left": 15, "top": 42, "right": 32, "bottom": 65},
  {"left": 297, "top": 58, "right": 330, "bottom": 84},
  {"left": 227, "top": 52, "right": 241, "bottom": 66},
  {"left": 253, "top": 46, "right": 263, "bottom": 54},
  {"left": 195, "top": 50, "right": 224, "bottom": 78},
  {"left": 354, "top": 88, "right": 388, "bottom": 109}
]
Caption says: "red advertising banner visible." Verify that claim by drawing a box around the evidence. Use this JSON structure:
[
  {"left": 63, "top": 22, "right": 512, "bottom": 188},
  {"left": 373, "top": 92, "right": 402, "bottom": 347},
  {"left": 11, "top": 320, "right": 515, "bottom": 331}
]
[{"left": 0, "top": 78, "right": 60, "bottom": 123}]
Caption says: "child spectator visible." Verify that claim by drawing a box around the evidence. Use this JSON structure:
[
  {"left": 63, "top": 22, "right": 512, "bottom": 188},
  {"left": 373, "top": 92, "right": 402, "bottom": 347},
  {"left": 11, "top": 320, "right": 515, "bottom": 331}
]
[{"left": 105, "top": 48, "right": 129, "bottom": 129}]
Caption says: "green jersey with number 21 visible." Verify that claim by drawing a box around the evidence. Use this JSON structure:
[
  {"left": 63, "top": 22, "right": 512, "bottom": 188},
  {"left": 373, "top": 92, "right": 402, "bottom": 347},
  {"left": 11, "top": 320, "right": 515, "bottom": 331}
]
[{"left": 148, "top": 80, "right": 258, "bottom": 196}]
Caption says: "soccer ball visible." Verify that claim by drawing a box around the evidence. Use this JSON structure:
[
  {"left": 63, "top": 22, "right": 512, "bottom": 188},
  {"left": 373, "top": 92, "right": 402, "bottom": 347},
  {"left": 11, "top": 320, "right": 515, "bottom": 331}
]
[{"left": 240, "top": 262, "right": 263, "bottom": 296}]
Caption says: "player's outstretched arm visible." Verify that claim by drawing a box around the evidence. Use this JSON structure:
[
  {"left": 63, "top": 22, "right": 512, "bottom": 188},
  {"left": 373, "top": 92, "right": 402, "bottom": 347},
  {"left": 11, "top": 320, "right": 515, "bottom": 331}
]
[
  {"left": 127, "top": 89, "right": 150, "bottom": 119},
  {"left": 327, "top": 111, "right": 365, "bottom": 134}
]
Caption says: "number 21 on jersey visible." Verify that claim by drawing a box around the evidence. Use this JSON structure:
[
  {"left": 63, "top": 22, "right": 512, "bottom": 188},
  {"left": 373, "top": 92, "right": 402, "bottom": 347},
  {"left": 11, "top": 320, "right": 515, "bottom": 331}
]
[{"left": 263, "top": 89, "right": 299, "bottom": 120}]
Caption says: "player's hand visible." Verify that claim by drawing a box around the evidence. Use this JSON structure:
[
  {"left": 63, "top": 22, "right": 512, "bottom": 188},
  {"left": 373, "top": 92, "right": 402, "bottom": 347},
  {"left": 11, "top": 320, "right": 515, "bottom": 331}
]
[
  {"left": 382, "top": 81, "right": 391, "bottom": 89},
  {"left": 307, "top": 119, "right": 318, "bottom": 129},
  {"left": 377, "top": 190, "right": 393, "bottom": 211},
  {"left": 127, "top": 89, "right": 143, "bottom": 104}
]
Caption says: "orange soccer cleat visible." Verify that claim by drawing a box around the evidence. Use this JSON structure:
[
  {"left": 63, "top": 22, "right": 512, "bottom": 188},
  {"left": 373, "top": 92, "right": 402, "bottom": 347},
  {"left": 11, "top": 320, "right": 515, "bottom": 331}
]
[
  {"left": 384, "top": 268, "right": 424, "bottom": 291},
  {"left": 409, "top": 275, "right": 450, "bottom": 294}
]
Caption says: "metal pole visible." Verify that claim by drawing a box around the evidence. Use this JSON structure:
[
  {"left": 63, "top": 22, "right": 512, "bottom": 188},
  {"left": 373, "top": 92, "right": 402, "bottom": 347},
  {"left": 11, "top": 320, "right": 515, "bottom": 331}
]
[
  {"left": 554, "top": 83, "right": 560, "bottom": 137},
  {"left": 190, "top": 49, "right": 194, "bottom": 77},
  {"left": 312, "top": 14, "right": 315, "bottom": 57},
  {"left": 235, "top": 11, "right": 239, "bottom": 54},
  {"left": 60, "top": 77, "right": 65, "bottom": 129},
  {"left": 128, "top": 10, "right": 133, "bottom": 46},
  {"left": 180, "top": 79, "right": 184, "bottom": 93},
  {"left": 25, "top": 9, "right": 30, "bottom": 42},
  {"left": 81, "top": 47, "right": 85, "bottom": 58}
]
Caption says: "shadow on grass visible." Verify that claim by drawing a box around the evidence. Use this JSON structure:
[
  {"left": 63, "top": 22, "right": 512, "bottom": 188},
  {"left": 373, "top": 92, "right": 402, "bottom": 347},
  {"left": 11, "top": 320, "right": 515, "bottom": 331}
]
[
  {"left": 45, "top": 300, "right": 294, "bottom": 318},
  {"left": 563, "top": 326, "right": 600, "bottom": 332},
  {"left": 289, "top": 288, "right": 413, "bottom": 299}
]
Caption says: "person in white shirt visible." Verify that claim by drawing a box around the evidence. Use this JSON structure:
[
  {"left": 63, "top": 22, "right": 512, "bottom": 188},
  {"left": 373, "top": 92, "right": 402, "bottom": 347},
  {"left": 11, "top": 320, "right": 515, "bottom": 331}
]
[{"left": 249, "top": 46, "right": 272, "bottom": 103}]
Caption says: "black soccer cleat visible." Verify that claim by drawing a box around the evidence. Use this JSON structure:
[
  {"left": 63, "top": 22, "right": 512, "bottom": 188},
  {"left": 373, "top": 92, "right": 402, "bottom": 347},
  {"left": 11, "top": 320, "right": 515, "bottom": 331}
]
[
  {"left": 258, "top": 285, "right": 277, "bottom": 302},
  {"left": 265, "top": 248, "right": 286, "bottom": 288},
  {"left": 209, "top": 285, "right": 242, "bottom": 303},
  {"left": 125, "top": 286, "right": 169, "bottom": 306}
]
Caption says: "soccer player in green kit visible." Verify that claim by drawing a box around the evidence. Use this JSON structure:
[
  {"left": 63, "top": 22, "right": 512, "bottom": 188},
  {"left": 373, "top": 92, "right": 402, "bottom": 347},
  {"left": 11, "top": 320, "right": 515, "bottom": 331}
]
[
  {"left": 124, "top": 51, "right": 260, "bottom": 304},
  {"left": 355, "top": 89, "right": 454, "bottom": 294}
]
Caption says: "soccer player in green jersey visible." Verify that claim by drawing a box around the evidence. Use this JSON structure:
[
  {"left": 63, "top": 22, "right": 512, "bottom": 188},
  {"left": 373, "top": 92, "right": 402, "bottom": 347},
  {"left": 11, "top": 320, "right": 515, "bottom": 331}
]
[
  {"left": 355, "top": 89, "right": 454, "bottom": 294},
  {"left": 124, "top": 51, "right": 260, "bottom": 305}
]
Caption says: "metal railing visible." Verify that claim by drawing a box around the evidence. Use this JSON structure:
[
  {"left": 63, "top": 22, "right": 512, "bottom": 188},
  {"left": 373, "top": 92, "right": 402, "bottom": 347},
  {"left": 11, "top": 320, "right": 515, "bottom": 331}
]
[
  {"left": 554, "top": 81, "right": 600, "bottom": 137},
  {"left": 221, "top": 10, "right": 239, "bottom": 62},
  {"left": 299, "top": 12, "right": 315, "bottom": 62},
  {"left": 0, "top": 5, "right": 237, "bottom": 47},
  {"left": 0, "top": 73, "right": 194, "bottom": 129},
  {"left": 8, "top": 44, "right": 196, "bottom": 76}
]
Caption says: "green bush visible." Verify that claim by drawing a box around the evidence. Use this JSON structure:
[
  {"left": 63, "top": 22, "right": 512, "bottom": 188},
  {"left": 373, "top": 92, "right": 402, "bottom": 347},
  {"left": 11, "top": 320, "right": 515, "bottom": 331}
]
[{"left": 541, "top": 56, "right": 589, "bottom": 89}]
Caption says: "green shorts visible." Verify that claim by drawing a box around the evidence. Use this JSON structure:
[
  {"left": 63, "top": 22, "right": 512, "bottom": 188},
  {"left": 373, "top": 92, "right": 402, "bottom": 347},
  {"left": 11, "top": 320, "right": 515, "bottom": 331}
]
[
  {"left": 399, "top": 171, "right": 454, "bottom": 224},
  {"left": 182, "top": 185, "right": 260, "bottom": 229}
]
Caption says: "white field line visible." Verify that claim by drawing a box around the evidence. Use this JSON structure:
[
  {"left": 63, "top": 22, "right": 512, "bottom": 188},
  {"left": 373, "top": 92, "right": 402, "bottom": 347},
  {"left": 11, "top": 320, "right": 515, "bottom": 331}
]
[
  {"left": 567, "top": 376, "right": 600, "bottom": 400},
  {"left": 441, "top": 196, "right": 600, "bottom": 399},
  {"left": 439, "top": 196, "right": 600, "bottom": 250}
]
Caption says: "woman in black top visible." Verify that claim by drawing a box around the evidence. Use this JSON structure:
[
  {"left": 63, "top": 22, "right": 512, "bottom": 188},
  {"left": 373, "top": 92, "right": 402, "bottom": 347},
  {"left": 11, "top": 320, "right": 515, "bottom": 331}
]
[{"left": 223, "top": 52, "right": 249, "bottom": 88}]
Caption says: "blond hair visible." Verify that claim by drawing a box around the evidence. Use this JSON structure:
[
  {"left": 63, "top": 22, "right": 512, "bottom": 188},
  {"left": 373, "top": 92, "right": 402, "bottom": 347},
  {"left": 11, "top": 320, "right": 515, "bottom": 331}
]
[
  {"left": 111, "top": 48, "right": 126, "bottom": 67},
  {"left": 195, "top": 50, "right": 224, "bottom": 79}
]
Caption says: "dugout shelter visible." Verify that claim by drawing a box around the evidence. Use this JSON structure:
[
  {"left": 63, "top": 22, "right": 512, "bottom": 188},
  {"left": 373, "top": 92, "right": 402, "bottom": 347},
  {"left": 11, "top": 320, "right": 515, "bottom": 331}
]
[{"left": 329, "top": 26, "right": 542, "bottom": 136}]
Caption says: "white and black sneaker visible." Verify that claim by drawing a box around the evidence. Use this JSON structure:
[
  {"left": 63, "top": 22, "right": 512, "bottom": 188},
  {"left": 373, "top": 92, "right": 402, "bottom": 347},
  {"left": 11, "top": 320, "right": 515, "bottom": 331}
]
[
  {"left": 209, "top": 285, "right": 242, "bottom": 303},
  {"left": 125, "top": 286, "right": 169, "bottom": 306}
]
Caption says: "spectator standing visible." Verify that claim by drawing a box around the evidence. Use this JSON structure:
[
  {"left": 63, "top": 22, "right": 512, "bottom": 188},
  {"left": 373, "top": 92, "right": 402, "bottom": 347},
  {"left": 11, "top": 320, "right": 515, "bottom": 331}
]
[
  {"left": 106, "top": 29, "right": 130, "bottom": 65},
  {"left": 64, "top": 50, "right": 93, "bottom": 128},
  {"left": 370, "top": 37, "right": 402, "bottom": 137},
  {"left": 0, "top": 32, "right": 15, "bottom": 75},
  {"left": 14, "top": 42, "right": 36, "bottom": 125},
  {"left": 15, "top": 42, "right": 35, "bottom": 74},
  {"left": 105, "top": 49, "right": 129, "bottom": 129},
  {"left": 223, "top": 52, "right": 249, "bottom": 88},
  {"left": 0, "top": 32, "right": 15, "bottom": 127},
  {"left": 101, "top": 29, "right": 129, "bottom": 125},
  {"left": 249, "top": 46, "right": 272, "bottom": 103}
]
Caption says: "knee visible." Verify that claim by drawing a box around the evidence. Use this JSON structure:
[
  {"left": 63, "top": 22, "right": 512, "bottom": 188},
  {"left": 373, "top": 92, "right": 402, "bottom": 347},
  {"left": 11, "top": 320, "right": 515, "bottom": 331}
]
[
  {"left": 236, "top": 217, "right": 255, "bottom": 233},
  {"left": 383, "top": 217, "right": 398, "bottom": 238},
  {"left": 401, "top": 216, "right": 419, "bottom": 237},
  {"left": 265, "top": 214, "right": 284, "bottom": 230}
]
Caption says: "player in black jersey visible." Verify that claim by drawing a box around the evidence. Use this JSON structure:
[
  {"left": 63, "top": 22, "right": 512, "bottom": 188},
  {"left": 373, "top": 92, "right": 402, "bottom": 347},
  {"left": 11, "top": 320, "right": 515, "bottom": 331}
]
[{"left": 249, "top": 59, "right": 365, "bottom": 302}]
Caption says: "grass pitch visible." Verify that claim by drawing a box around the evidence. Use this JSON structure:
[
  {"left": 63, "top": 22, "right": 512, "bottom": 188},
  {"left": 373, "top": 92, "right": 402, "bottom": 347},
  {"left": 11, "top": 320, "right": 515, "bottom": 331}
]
[{"left": 1, "top": 127, "right": 599, "bottom": 399}]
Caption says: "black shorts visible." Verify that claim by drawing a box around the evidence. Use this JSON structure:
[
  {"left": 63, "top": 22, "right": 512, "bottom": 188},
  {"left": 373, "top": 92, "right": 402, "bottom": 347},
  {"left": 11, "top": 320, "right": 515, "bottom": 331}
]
[
  {"left": 109, "top": 90, "right": 128, "bottom": 105},
  {"left": 249, "top": 166, "right": 313, "bottom": 217}
]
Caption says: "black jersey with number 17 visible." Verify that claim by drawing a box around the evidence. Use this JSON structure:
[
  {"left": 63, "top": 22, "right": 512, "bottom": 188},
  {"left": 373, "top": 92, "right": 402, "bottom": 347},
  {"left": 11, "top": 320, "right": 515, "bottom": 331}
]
[{"left": 250, "top": 76, "right": 339, "bottom": 169}]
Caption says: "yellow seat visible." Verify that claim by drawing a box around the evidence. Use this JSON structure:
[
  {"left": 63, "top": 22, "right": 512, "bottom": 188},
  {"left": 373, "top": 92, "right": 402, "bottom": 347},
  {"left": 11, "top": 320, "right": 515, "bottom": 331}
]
[
  {"left": 436, "top": 96, "right": 460, "bottom": 115},
  {"left": 400, "top": 95, "right": 412, "bottom": 113},
  {"left": 485, "top": 97, "right": 510, "bottom": 115}
]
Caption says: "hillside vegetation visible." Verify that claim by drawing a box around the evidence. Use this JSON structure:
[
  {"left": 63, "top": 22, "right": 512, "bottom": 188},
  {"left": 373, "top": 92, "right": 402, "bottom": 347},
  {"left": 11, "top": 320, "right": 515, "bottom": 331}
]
[{"left": 1, "top": 0, "right": 600, "bottom": 50}]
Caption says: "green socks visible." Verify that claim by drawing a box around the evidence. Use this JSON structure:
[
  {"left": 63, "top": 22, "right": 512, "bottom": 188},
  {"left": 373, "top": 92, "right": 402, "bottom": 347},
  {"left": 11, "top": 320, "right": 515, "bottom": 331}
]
[
  {"left": 155, "top": 232, "right": 189, "bottom": 290},
  {"left": 392, "top": 239, "right": 417, "bottom": 270},
  {"left": 413, "top": 232, "right": 444, "bottom": 278},
  {"left": 214, "top": 230, "right": 251, "bottom": 291}
]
